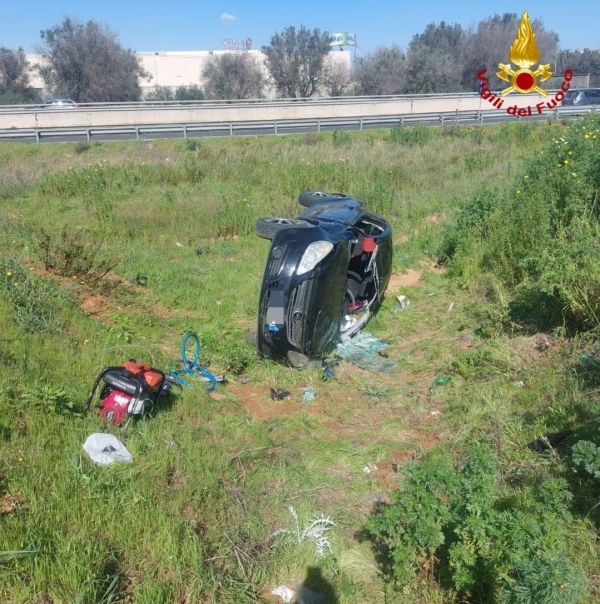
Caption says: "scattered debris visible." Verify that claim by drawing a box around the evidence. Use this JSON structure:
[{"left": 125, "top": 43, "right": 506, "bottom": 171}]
[
  {"left": 238, "top": 375, "right": 252, "bottom": 384},
  {"left": 323, "top": 364, "right": 336, "bottom": 380},
  {"left": 428, "top": 375, "right": 452, "bottom": 395},
  {"left": 302, "top": 387, "right": 316, "bottom": 403},
  {"left": 528, "top": 429, "right": 573, "bottom": 452},
  {"left": 579, "top": 353, "right": 600, "bottom": 369},
  {"left": 270, "top": 388, "right": 291, "bottom": 401},
  {"left": 394, "top": 294, "right": 410, "bottom": 313},
  {"left": 83, "top": 433, "right": 133, "bottom": 465},
  {"left": 448, "top": 302, "right": 454, "bottom": 312},
  {"left": 336, "top": 332, "right": 396, "bottom": 373},
  {"left": 271, "top": 585, "right": 295, "bottom": 603},
  {"left": 362, "top": 463, "right": 378, "bottom": 474}
]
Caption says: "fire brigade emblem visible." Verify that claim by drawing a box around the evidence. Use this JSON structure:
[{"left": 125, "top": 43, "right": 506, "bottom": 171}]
[{"left": 497, "top": 11, "right": 552, "bottom": 96}]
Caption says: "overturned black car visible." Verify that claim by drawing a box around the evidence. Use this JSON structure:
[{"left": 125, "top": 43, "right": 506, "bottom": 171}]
[{"left": 256, "top": 191, "right": 393, "bottom": 367}]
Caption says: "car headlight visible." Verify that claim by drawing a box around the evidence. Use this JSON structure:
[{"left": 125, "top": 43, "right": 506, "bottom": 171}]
[{"left": 297, "top": 241, "right": 334, "bottom": 276}]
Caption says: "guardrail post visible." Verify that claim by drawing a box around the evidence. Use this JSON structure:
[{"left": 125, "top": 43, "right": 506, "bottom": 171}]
[
  {"left": 183, "top": 125, "right": 188, "bottom": 139},
  {"left": 86, "top": 128, "right": 90, "bottom": 142},
  {"left": 35, "top": 130, "right": 40, "bottom": 144},
  {"left": 229, "top": 123, "right": 233, "bottom": 136},
  {"left": 400, "top": 116, "right": 404, "bottom": 127},
  {"left": 440, "top": 114, "right": 445, "bottom": 126},
  {"left": 359, "top": 118, "right": 363, "bottom": 130},
  {"left": 136, "top": 127, "right": 140, "bottom": 140},
  {"left": 274, "top": 122, "right": 278, "bottom": 135},
  {"left": 317, "top": 120, "right": 321, "bottom": 133}
]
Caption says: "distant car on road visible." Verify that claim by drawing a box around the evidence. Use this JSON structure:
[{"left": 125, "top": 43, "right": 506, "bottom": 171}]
[
  {"left": 39, "top": 99, "right": 80, "bottom": 109},
  {"left": 561, "top": 89, "right": 600, "bottom": 106}
]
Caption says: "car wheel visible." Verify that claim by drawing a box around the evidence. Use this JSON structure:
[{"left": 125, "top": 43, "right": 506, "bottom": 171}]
[
  {"left": 298, "top": 191, "right": 347, "bottom": 207},
  {"left": 255, "top": 217, "right": 312, "bottom": 240}
]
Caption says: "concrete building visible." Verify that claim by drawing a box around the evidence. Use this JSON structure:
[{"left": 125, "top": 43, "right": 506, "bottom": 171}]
[{"left": 26, "top": 49, "right": 352, "bottom": 100}]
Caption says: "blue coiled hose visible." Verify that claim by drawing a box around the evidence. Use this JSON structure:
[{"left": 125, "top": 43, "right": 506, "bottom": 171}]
[{"left": 168, "top": 332, "right": 217, "bottom": 392}]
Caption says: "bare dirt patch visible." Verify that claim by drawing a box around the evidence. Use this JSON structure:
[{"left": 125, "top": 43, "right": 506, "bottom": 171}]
[
  {"left": 387, "top": 270, "right": 422, "bottom": 291},
  {"left": 0, "top": 493, "right": 25, "bottom": 514}
]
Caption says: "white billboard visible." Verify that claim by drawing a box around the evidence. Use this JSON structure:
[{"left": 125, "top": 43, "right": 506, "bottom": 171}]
[{"left": 329, "top": 32, "right": 356, "bottom": 47}]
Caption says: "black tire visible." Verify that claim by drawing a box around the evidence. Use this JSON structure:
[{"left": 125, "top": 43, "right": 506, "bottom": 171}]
[
  {"left": 298, "top": 191, "right": 347, "bottom": 207},
  {"left": 255, "top": 217, "right": 311, "bottom": 240}
]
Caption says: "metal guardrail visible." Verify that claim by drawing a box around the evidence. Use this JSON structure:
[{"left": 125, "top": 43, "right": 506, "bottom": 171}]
[
  {"left": 0, "top": 107, "right": 597, "bottom": 144},
  {"left": 0, "top": 90, "right": 561, "bottom": 114}
]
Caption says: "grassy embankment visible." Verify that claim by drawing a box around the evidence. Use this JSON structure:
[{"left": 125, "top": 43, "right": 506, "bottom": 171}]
[{"left": 1, "top": 120, "right": 599, "bottom": 603}]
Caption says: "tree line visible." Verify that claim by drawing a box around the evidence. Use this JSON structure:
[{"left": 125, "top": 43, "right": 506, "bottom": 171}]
[{"left": 1, "top": 14, "right": 599, "bottom": 105}]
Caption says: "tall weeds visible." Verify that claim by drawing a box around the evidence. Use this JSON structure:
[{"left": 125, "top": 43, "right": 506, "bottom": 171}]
[{"left": 443, "top": 114, "right": 600, "bottom": 332}]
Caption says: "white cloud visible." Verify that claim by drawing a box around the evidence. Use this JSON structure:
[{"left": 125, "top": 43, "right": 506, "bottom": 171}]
[{"left": 220, "top": 13, "right": 236, "bottom": 22}]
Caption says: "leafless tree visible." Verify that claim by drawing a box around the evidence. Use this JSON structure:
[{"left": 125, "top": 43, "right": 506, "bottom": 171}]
[
  {"left": 202, "top": 52, "right": 264, "bottom": 100},
  {"left": 37, "top": 17, "right": 151, "bottom": 102},
  {"left": 262, "top": 25, "right": 331, "bottom": 98},
  {"left": 321, "top": 55, "right": 351, "bottom": 96}
]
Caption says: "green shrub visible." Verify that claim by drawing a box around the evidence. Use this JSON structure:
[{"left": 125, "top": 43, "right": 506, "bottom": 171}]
[
  {"left": 332, "top": 129, "right": 352, "bottom": 147},
  {"left": 32, "top": 226, "right": 120, "bottom": 287},
  {"left": 73, "top": 141, "right": 91, "bottom": 154},
  {"left": 442, "top": 114, "right": 600, "bottom": 331},
  {"left": 364, "top": 440, "right": 587, "bottom": 602},
  {"left": 500, "top": 554, "right": 589, "bottom": 604},
  {"left": 389, "top": 123, "right": 433, "bottom": 146},
  {"left": 0, "top": 259, "right": 65, "bottom": 333},
  {"left": 572, "top": 440, "right": 600, "bottom": 479}
]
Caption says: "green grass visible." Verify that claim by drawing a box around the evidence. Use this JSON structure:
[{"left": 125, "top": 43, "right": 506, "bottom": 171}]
[{"left": 1, "top": 121, "right": 600, "bottom": 603}]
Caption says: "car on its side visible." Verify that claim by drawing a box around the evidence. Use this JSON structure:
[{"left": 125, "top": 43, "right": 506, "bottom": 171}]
[
  {"left": 561, "top": 89, "right": 600, "bottom": 106},
  {"left": 255, "top": 191, "right": 393, "bottom": 368},
  {"left": 38, "top": 99, "right": 80, "bottom": 109}
]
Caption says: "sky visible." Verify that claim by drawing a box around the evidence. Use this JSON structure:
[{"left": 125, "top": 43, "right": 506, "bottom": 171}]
[{"left": 1, "top": 0, "right": 598, "bottom": 56}]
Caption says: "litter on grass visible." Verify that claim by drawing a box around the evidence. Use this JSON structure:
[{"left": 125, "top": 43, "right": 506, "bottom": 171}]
[
  {"left": 270, "top": 388, "right": 291, "bottom": 400},
  {"left": 428, "top": 375, "right": 452, "bottom": 395},
  {"left": 302, "top": 387, "right": 316, "bottom": 403},
  {"left": 323, "top": 364, "right": 336, "bottom": 379},
  {"left": 271, "top": 585, "right": 295, "bottom": 603},
  {"left": 394, "top": 294, "right": 410, "bottom": 313},
  {"left": 336, "top": 332, "right": 396, "bottom": 373},
  {"left": 83, "top": 433, "right": 133, "bottom": 465}
]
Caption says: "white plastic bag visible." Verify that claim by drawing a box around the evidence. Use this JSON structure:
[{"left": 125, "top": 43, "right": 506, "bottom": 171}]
[
  {"left": 83, "top": 433, "right": 133, "bottom": 465},
  {"left": 271, "top": 585, "right": 294, "bottom": 603}
]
